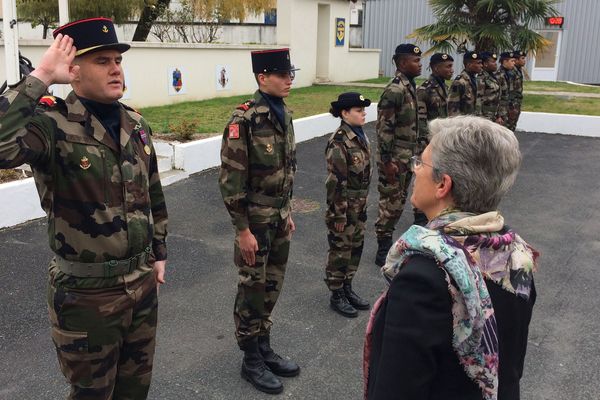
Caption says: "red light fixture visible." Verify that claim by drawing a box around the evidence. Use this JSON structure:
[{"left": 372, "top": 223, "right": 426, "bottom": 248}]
[{"left": 546, "top": 16, "right": 564, "bottom": 27}]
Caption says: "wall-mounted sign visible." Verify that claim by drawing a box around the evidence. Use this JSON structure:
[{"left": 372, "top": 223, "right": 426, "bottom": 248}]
[
  {"left": 168, "top": 67, "right": 187, "bottom": 95},
  {"left": 216, "top": 65, "right": 231, "bottom": 91},
  {"left": 335, "top": 18, "right": 345, "bottom": 47}
]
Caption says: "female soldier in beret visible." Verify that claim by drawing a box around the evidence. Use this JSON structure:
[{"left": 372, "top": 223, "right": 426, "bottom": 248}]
[{"left": 324, "top": 92, "right": 372, "bottom": 318}]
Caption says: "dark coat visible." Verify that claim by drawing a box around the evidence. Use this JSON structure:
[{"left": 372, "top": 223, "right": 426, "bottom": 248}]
[{"left": 367, "top": 255, "right": 482, "bottom": 400}]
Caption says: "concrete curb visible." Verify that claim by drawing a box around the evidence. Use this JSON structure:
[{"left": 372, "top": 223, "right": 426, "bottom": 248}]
[{"left": 1, "top": 107, "right": 598, "bottom": 229}]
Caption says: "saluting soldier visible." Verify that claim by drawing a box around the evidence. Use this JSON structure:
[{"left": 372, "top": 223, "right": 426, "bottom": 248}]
[
  {"left": 218, "top": 48, "right": 300, "bottom": 395},
  {"left": 448, "top": 50, "right": 484, "bottom": 116},
  {"left": 374, "top": 43, "right": 427, "bottom": 267},
  {"left": 0, "top": 19, "right": 168, "bottom": 399},
  {"left": 324, "top": 92, "right": 372, "bottom": 318},
  {"left": 507, "top": 49, "right": 526, "bottom": 131},
  {"left": 417, "top": 52, "right": 454, "bottom": 136},
  {"left": 478, "top": 51, "right": 508, "bottom": 124}
]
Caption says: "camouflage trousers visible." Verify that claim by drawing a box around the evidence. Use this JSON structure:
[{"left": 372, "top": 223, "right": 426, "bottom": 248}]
[
  {"left": 375, "top": 160, "right": 414, "bottom": 238},
  {"left": 234, "top": 217, "right": 291, "bottom": 347},
  {"left": 324, "top": 198, "right": 367, "bottom": 290},
  {"left": 48, "top": 264, "right": 158, "bottom": 400},
  {"left": 506, "top": 103, "right": 522, "bottom": 131}
]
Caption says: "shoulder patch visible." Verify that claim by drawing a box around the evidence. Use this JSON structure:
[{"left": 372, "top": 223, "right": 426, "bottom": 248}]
[
  {"left": 334, "top": 129, "right": 345, "bottom": 142},
  {"left": 392, "top": 76, "right": 401, "bottom": 85},
  {"left": 228, "top": 123, "right": 240, "bottom": 139},
  {"left": 236, "top": 99, "right": 255, "bottom": 111}
]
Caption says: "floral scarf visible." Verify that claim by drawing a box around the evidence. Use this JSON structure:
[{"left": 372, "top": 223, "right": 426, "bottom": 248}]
[{"left": 365, "top": 210, "right": 520, "bottom": 400}]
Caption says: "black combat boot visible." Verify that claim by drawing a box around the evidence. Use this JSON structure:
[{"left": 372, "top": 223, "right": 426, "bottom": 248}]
[
  {"left": 240, "top": 338, "right": 283, "bottom": 394},
  {"left": 258, "top": 335, "right": 300, "bottom": 377},
  {"left": 343, "top": 282, "right": 370, "bottom": 310},
  {"left": 330, "top": 288, "right": 358, "bottom": 318},
  {"left": 375, "top": 236, "right": 393, "bottom": 267}
]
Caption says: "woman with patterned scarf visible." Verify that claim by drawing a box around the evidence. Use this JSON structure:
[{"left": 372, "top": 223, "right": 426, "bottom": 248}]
[{"left": 364, "top": 116, "right": 538, "bottom": 400}]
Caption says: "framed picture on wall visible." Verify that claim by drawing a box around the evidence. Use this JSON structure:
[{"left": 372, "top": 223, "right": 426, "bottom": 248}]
[
  {"left": 168, "top": 66, "right": 187, "bottom": 95},
  {"left": 216, "top": 65, "right": 232, "bottom": 91},
  {"left": 335, "top": 18, "right": 345, "bottom": 47}
]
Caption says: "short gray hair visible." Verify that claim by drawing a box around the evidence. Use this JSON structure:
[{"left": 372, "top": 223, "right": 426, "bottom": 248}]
[{"left": 428, "top": 116, "right": 522, "bottom": 213}]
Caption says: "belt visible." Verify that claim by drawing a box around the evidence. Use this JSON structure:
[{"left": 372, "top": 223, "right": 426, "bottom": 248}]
[
  {"left": 55, "top": 247, "right": 152, "bottom": 278},
  {"left": 346, "top": 189, "right": 369, "bottom": 198},
  {"left": 247, "top": 191, "right": 290, "bottom": 208}
]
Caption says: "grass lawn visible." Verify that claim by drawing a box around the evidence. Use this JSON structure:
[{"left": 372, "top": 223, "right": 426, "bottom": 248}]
[
  {"left": 141, "top": 85, "right": 385, "bottom": 136},
  {"left": 522, "top": 94, "right": 600, "bottom": 115}
]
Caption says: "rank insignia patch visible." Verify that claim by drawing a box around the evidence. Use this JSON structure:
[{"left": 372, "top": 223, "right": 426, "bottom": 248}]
[{"left": 80, "top": 156, "right": 91, "bottom": 170}]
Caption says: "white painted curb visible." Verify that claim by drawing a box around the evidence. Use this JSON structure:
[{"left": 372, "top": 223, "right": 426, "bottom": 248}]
[
  {"left": 2, "top": 106, "right": 598, "bottom": 229},
  {"left": 517, "top": 111, "right": 600, "bottom": 137}
]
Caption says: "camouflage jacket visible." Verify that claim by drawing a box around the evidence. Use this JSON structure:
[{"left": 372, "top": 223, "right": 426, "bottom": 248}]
[
  {"left": 512, "top": 66, "right": 524, "bottom": 104},
  {"left": 0, "top": 76, "right": 168, "bottom": 266},
  {"left": 478, "top": 69, "right": 508, "bottom": 121},
  {"left": 376, "top": 71, "right": 420, "bottom": 166},
  {"left": 219, "top": 90, "right": 296, "bottom": 231},
  {"left": 498, "top": 66, "right": 517, "bottom": 106},
  {"left": 448, "top": 70, "right": 484, "bottom": 116},
  {"left": 325, "top": 123, "right": 371, "bottom": 223},
  {"left": 417, "top": 75, "right": 449, "bottom": 136}
]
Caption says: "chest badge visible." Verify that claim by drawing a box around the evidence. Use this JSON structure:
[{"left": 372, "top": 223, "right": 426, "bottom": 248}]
[
  {"left": 266, "top": 143, "right": 274, "bottom": 154},
  {"left": 138, "top": 127, "right": 152, "bottom": 155},
  {"left": 352, "top": 155, "right": 360, "bottom": 165},
  {"left": 80, "top": 156, "right": 91, "bottom": 170}
]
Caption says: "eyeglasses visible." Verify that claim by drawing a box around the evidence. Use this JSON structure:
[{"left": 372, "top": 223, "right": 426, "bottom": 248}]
[{"left": 410, "top": 155, "right": 436, "bottom": 171}]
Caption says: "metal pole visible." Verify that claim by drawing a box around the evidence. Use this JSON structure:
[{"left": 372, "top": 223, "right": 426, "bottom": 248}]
[
  {"left": 58, "top": 0, "right": 70, "bottom": 25},
  {"left": 2, "top": 0, "right": 20, "bottom": 85}
]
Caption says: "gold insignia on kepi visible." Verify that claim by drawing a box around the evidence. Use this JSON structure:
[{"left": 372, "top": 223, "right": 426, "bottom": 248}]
[
  {"left": 472, "top": 53, "right": 477, "bottom": 59},
  {"left": 80, "top": 156, "right": 91, "bottom": 170},
  {"left": 266, "top": 144, "right": 273, "bottom": 153},
  {"left": 414, "top": 47, "right": 421, "bottom": 54},
  {"left": 102, "top": 25, "right": 109, "bottom": 33},
  {"left": 359, "top": 95, "right": 365, "bottom": 101},
  {"left": 442, "top": 54, "right": 448, "bottom": 60}
]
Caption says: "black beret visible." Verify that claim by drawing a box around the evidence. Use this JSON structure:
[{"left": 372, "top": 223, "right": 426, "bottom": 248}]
[
  {"left": 251, "top": 48, "right": 300, "bottom": 74},
  {"left": 53, "top": 17, "right": 129, "bottom": 56},
  {"left": 394, "top": 43, "right": 422, "bottom": 57},
  {"left": 500, "top": 51, "right": 516, "bottom": 60},
  {"left": 463, "top": 51, "right": 481, "bottom": 62},
  {"left": 430, "top": 53, "right": 454, "bottom": 65},
  {"left": 331, "top": 92, "right": 371, "bottom": 112},
  {"left": 480, "top": 51, "right": 498, "bottom": 61},
  {"left": 514, "top": 50, "right": 526, "bottom": 57}
]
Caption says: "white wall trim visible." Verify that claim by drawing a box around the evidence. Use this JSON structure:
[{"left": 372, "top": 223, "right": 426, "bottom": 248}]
[{"left": 517, "top": 112, "right": 600, "bottom": 137}]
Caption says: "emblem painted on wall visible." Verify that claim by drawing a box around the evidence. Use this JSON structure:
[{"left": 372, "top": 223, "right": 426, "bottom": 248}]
[
  {"left": 172, "top": 68, "right": 183, "bottom": 92},
  {"left": 335, "top": 18, "right": 345, "bottom": 47}
]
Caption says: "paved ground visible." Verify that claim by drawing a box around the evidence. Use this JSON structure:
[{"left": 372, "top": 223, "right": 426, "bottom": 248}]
[{"left": 1, "top": 124, "right": 599, "bottom": 400}]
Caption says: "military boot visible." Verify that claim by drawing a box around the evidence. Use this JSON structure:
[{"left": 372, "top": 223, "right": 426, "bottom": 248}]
[
  {"left": 258, "top": 335, "right": 300, "bottom": 377},
  {"left": 240, "top": 338, "right": 283, "bottom": 394},
  {"left": 330, "top": 288, "right": 358, "bottom": 318},
  {"left": 343, "top": 283, "right": 370, "bottom": 310},
  {"left": 375, "top": 236, "right": 393, "bottom": 267}
]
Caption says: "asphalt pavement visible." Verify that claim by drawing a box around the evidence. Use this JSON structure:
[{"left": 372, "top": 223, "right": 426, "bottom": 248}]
[{"left": 1, "top": 124, "right": 599, "bottom": 400}]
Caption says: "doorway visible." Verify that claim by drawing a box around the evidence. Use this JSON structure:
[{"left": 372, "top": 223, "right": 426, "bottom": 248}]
[
  {"left": 316, "top": 4, "right": 330, "bottom": 81},
  {"left": 531, "top": 30, "right": 562, "bottom": 81}
]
